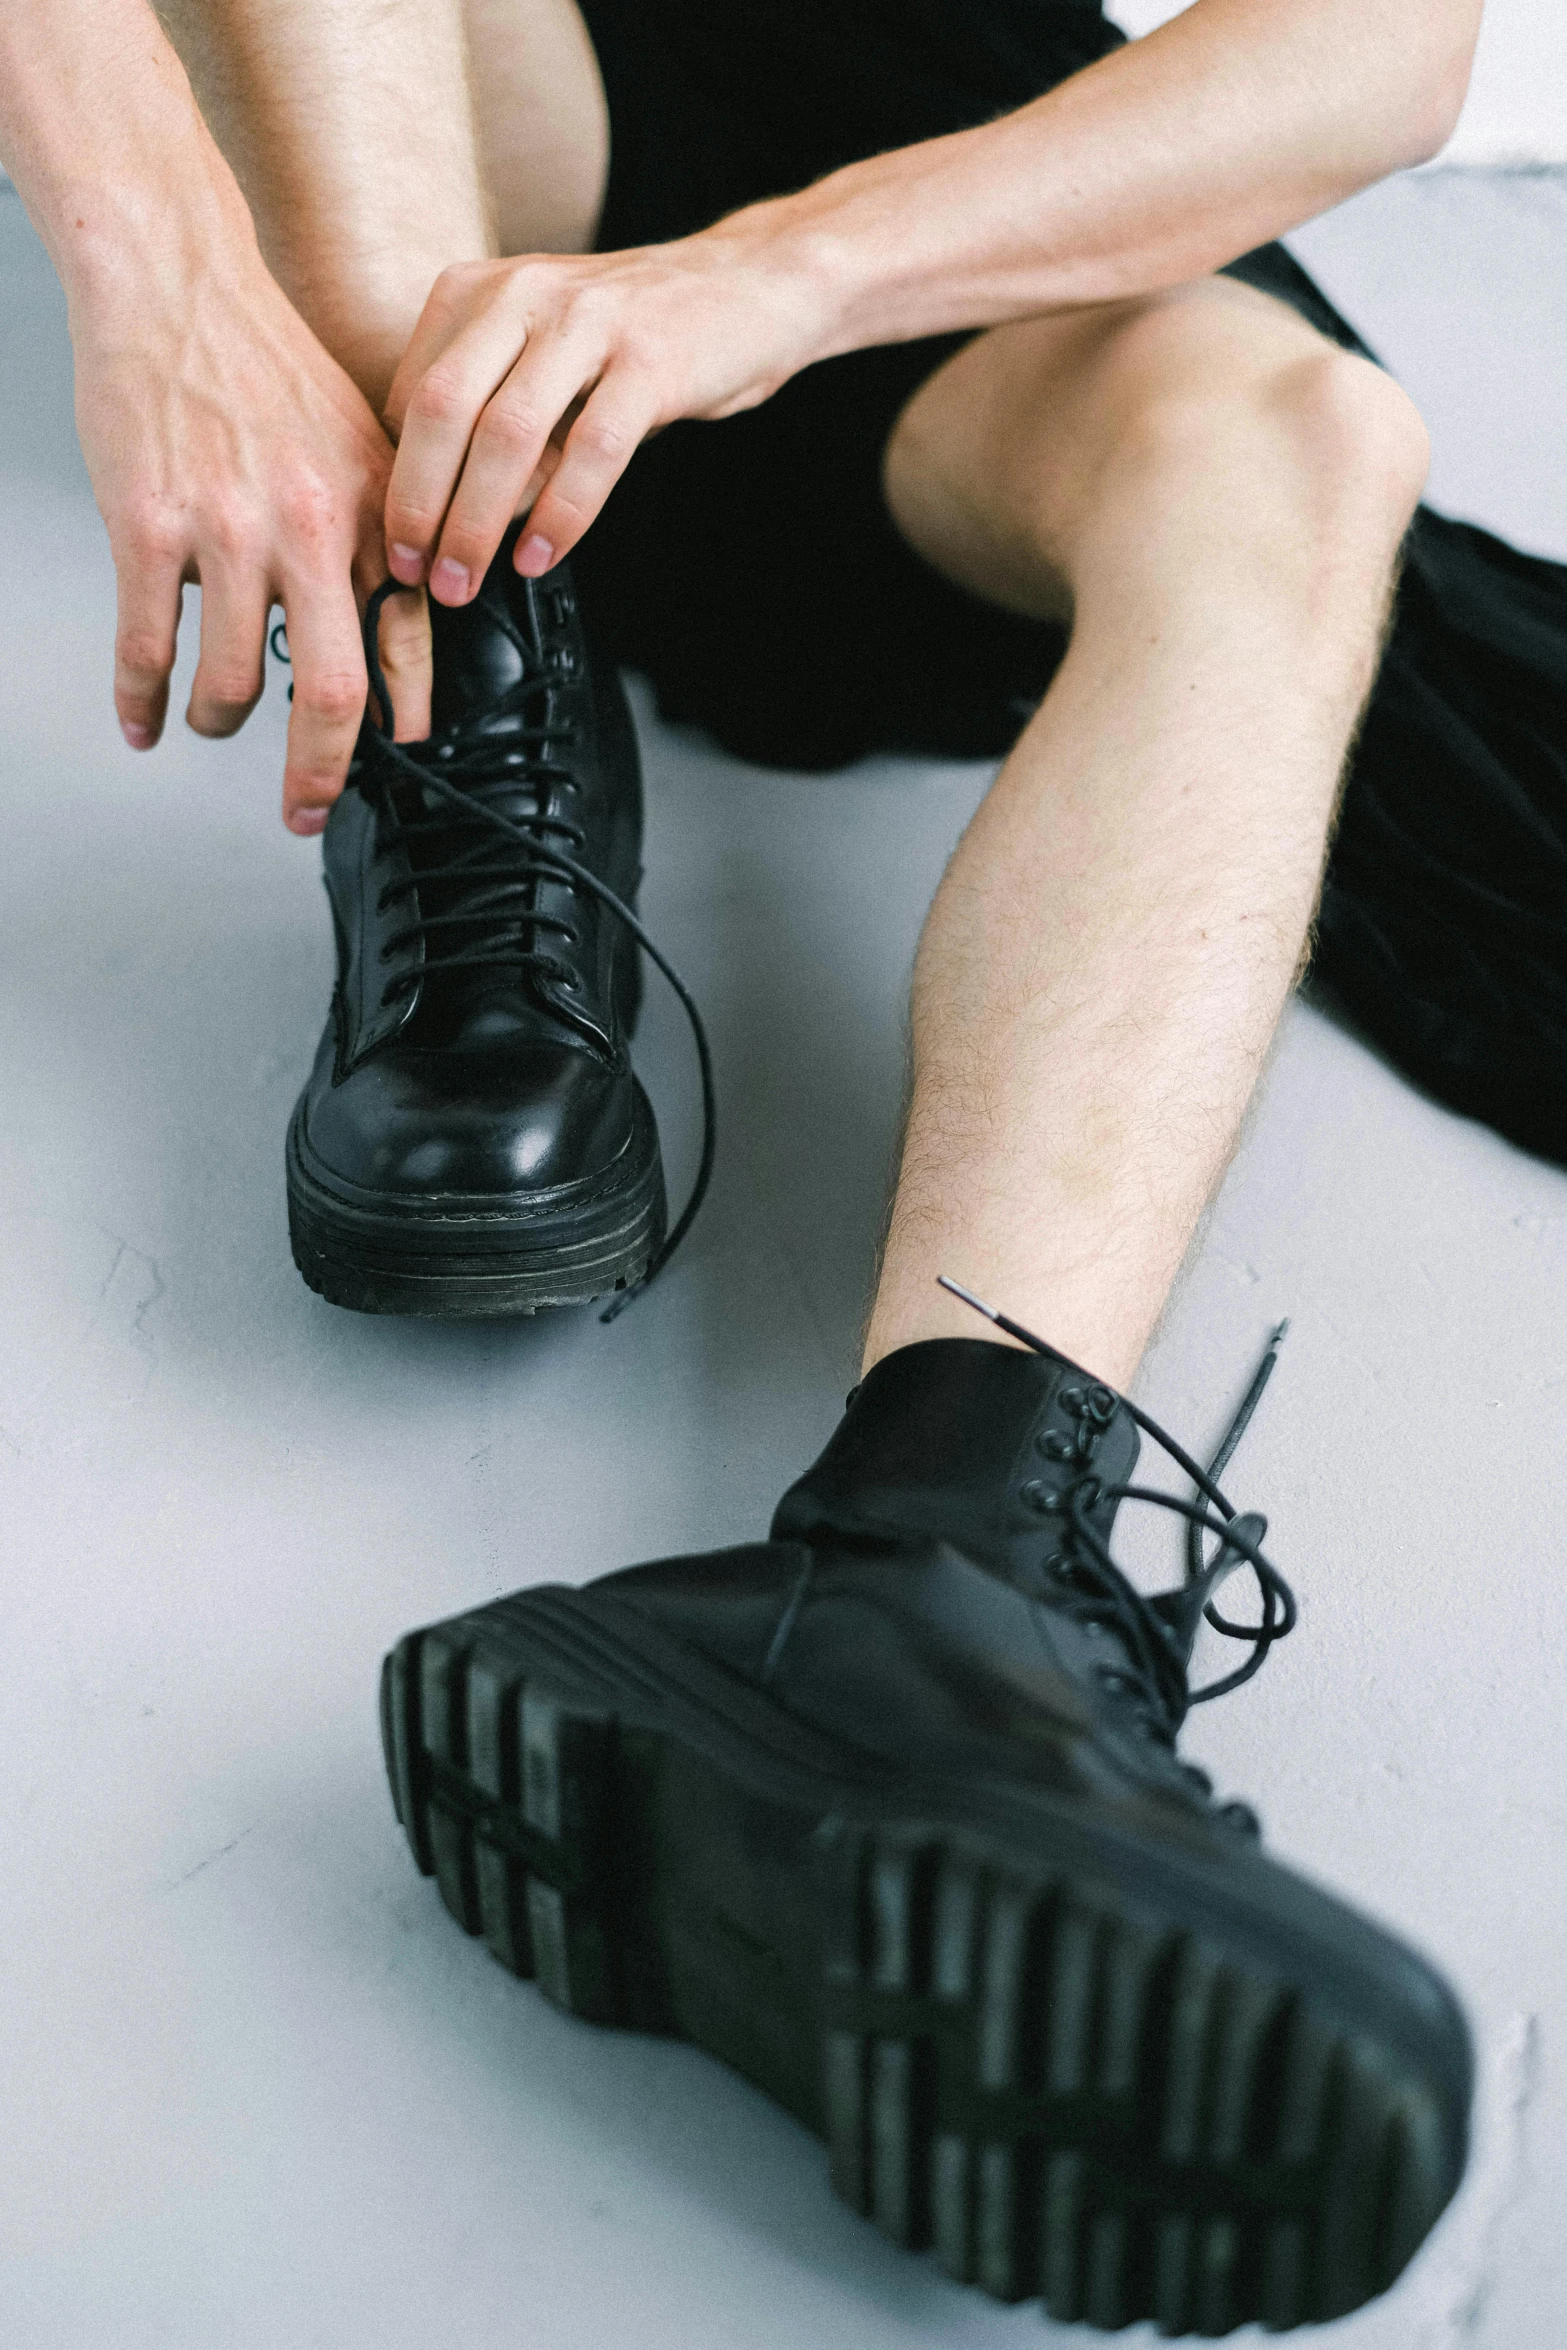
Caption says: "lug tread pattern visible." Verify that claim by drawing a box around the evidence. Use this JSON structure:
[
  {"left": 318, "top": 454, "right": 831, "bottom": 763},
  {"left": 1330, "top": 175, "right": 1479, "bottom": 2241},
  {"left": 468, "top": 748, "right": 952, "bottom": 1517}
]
[
  {"left": 380, "top": 1624, "right": 654, "bottom": 2031},
  {"left": 380, "top": 1617, "right": 1462, "bottom": 2338},
  {"left": 813, "top": 1822, "right": 1455, "bottom": 2336}
]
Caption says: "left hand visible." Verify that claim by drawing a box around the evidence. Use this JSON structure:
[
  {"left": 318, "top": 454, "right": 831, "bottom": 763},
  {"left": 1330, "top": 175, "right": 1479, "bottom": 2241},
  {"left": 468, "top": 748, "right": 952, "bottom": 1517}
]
[{"left": 381, "top": 224, "right": 835, "bottom": 603}]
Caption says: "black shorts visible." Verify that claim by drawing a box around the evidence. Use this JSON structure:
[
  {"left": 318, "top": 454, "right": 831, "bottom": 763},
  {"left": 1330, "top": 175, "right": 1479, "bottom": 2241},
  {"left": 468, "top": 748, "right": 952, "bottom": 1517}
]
[
  {"left": 573, "top": 0, "right": 1567, "bottom": 1165},
  {"left": 573, "top": 0, "right": 1358, "bottom": 771}
]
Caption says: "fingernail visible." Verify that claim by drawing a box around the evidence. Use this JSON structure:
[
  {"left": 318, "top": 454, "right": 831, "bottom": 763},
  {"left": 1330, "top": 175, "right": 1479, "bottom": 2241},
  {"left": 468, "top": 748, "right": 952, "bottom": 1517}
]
[
  {"left": 122, "top": 722, "right": 155, "bottom": 750},
  {"left": 288, "top": 808, "right": 329, "bottom": 838},
  {"left": 389, "top": 542, "right": 426, "bottom": 585},
  {"left": 431, "top": 557, "right": 471, "bottom": 602},
  {"left": 517, "top": 534, "right": 555, "bottom": 577}
]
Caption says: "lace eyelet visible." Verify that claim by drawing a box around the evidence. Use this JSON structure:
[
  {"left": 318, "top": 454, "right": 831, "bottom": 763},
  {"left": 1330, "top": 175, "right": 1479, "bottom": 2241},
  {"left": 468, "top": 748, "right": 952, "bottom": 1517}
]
[
  {"left": 1020, "top": 1479, "right": 1061, "bottom": 1515},
  {"left": 1036, "top": 1429, "right": 1075, "bottom": 1462}
]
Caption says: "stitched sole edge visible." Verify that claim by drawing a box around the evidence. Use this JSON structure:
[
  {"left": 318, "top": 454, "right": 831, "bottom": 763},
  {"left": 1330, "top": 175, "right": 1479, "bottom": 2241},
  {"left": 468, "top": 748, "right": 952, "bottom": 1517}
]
[{"left": 285, "top": 1099, "right": 666, "bottom": 1317}]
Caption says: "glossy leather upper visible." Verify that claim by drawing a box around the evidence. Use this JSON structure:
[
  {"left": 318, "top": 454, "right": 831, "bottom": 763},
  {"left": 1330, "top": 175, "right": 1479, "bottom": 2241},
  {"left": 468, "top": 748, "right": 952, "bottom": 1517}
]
[{"left": 298, "top": 544, "right": 645, "bottom": 1205}]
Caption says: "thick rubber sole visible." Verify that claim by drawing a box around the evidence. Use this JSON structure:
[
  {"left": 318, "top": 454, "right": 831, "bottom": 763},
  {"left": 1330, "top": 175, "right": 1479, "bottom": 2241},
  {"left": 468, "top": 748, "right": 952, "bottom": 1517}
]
[
  {"left": 381, "top": 1589, "right": 1468, "bottom": 2335},
  {"left": 286, "top": 1087, "right": 665, "bottom": 1318}
]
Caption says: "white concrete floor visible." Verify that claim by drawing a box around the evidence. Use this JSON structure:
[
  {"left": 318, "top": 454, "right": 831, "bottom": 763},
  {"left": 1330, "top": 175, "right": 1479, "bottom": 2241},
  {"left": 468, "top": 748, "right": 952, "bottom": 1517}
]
[{"left": 2, "top": 171, "right": 1566, "bottom": 2349}]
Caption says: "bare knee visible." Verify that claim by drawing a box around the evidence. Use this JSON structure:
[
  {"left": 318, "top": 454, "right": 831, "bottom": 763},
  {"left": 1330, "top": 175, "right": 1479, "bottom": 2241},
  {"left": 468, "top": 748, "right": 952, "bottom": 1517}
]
[
  {"left": 885, "top": 291, "right": 1429, "bottom": 623},
  {"left": 1279, "top": 347, "right": 1430, "bottom": 537},
  {"left": 1096, "top": 331, "right": 1430, "bottom": 573}
]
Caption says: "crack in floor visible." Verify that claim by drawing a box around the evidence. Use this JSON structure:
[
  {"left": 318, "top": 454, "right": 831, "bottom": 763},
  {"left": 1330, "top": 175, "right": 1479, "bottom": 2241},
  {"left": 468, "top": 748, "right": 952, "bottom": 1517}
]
[{"left": 1417, "top": 2011, "right": 1541, "bottom": 2347}]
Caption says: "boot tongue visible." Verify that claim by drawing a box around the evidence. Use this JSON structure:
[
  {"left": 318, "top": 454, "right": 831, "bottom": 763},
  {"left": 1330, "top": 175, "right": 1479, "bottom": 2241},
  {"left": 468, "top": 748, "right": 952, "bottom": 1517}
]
[
  {"left": 771, "top": 1336, "right": 1139, "bottom": 1589},
  {"left": 424, "top": 521, "right": 550, "bottom": 736},
  {"left": 427, "top": 564, "right": 535, "bottom": 736}
]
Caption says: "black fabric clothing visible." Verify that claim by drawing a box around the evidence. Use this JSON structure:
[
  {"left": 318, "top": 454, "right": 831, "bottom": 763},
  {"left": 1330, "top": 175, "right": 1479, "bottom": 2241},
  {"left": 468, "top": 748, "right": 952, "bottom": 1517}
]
[{"left": 574, "top": 0, "right": 1567, "bottom": 1167}]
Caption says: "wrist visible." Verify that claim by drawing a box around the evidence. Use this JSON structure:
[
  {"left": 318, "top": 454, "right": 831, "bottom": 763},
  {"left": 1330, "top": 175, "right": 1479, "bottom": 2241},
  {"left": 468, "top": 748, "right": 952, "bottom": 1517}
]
[
  {"left": 58, "top": 149, "right": 260, "bottom": 328},
  {"left": 692, "top": 190, "right": 866, "bottom": 370}
]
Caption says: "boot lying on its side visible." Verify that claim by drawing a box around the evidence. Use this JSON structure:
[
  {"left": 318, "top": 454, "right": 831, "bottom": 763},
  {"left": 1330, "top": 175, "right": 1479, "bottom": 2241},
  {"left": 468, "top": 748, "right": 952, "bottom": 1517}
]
[{"left": 381, "top": 1314, "right": 1471, "bottom": 2336}]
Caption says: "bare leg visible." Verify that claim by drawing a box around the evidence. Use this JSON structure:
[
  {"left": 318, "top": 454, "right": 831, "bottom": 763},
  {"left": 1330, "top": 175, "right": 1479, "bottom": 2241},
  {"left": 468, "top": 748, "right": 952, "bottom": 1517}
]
[
  {"left": 865, "top": 279, "right": 1428, "bottom": 1386},
  {"left": 156, "top": 0, "right": 606, "bottom": 410},
  {"left": 461, "top": 0, "right": 608, "bottom": 260}
]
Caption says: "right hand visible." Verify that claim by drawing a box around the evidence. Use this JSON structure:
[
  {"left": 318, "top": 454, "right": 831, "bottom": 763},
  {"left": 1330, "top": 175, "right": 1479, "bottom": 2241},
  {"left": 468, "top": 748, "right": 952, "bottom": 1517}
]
[{"left": 71, "top": 220, "right": 431, "bottom": 833}]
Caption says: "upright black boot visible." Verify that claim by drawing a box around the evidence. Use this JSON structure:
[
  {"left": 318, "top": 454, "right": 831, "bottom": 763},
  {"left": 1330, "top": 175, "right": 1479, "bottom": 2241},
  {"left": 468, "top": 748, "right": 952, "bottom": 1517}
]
[
  {"left": 287, "top": 531, "right": 680, "bottom": 1316},
  {"left": 381, "top": 1324, "right": 1471, "bottom": 2334}
]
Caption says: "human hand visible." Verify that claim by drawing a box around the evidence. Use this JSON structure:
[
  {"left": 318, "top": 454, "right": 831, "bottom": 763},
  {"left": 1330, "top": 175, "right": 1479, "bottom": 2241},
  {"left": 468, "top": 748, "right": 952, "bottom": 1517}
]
[
  {"left": 381, "top": 221, "right": 836, "bottom": 601},
  {"left": 72, "top": 222, "right": 432, "bottom": 832}
]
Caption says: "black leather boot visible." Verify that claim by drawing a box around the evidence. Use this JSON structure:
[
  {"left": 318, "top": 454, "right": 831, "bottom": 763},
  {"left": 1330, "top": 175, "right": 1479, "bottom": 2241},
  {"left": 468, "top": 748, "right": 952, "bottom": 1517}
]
[
  {"left": 381, "top": 1323, "right": 1470, "bottom": 2333},
  {"left": 287, "top": 533, "right": 687, "bottom": 1316}
]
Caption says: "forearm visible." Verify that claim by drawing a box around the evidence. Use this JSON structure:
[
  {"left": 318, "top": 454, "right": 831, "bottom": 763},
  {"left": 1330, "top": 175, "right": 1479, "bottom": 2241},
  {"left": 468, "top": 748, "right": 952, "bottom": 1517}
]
[
  {"left": 743, "top": 0, "right": 1482, "bottom": 354},
  {"left": 0, "top": 0, "right": 256, "bottom": 316}
]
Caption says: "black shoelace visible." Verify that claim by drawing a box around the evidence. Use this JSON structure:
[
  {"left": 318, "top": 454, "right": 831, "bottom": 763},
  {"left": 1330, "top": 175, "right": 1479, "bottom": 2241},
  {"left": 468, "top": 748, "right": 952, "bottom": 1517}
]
[
  {"left": 939, "top": 1278, "right": 1298, "bottom": 1777},
  {"left": 292, "top": 582, "right": 716, "bottom": 1321}
]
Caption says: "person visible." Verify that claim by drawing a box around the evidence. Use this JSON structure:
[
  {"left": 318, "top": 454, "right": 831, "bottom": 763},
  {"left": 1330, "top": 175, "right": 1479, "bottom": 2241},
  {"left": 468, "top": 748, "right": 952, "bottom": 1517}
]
[{"left": 8, "top": 0, "right": 1558, "bottom": 2328}]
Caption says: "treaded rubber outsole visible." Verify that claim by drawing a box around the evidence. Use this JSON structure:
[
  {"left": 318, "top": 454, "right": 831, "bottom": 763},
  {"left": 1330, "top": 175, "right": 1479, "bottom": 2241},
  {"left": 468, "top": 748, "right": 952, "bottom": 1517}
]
[
  {"left": 381, "top": 1609, "right": 1463, "bottom": 2336},
  {"left": 286, "top": 1104, "right": 666, "bottom": 1318}
]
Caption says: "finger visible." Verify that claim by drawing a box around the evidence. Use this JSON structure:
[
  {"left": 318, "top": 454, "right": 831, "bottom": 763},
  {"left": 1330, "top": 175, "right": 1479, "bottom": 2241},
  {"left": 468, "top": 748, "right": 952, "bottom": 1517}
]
[
  {"left": 377, "top": 580, "right": 433, "bottom": 743},
  {"left": 381, "top": 259, "right": 488, "bottom": 443},
  {"left": 187, "top": 565, "right": 269, "bottom": 738},
  {"left": 510, "top": 374, "right": 656, "bottom": 574},
  {"left": 112, "top": 536, "right": 184, "bottom": 750},
  {"left": 427, "top": 344, "right": 603, "bottom": 600},
  {"left": 384, "top": 302, "right": 540, "bottom": 596},
  {"left": 278, "top": 572, "right": 368, "bottom": 835},
  {"left": 351, "top": 538, "right": 433, "bottom": 742}
]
